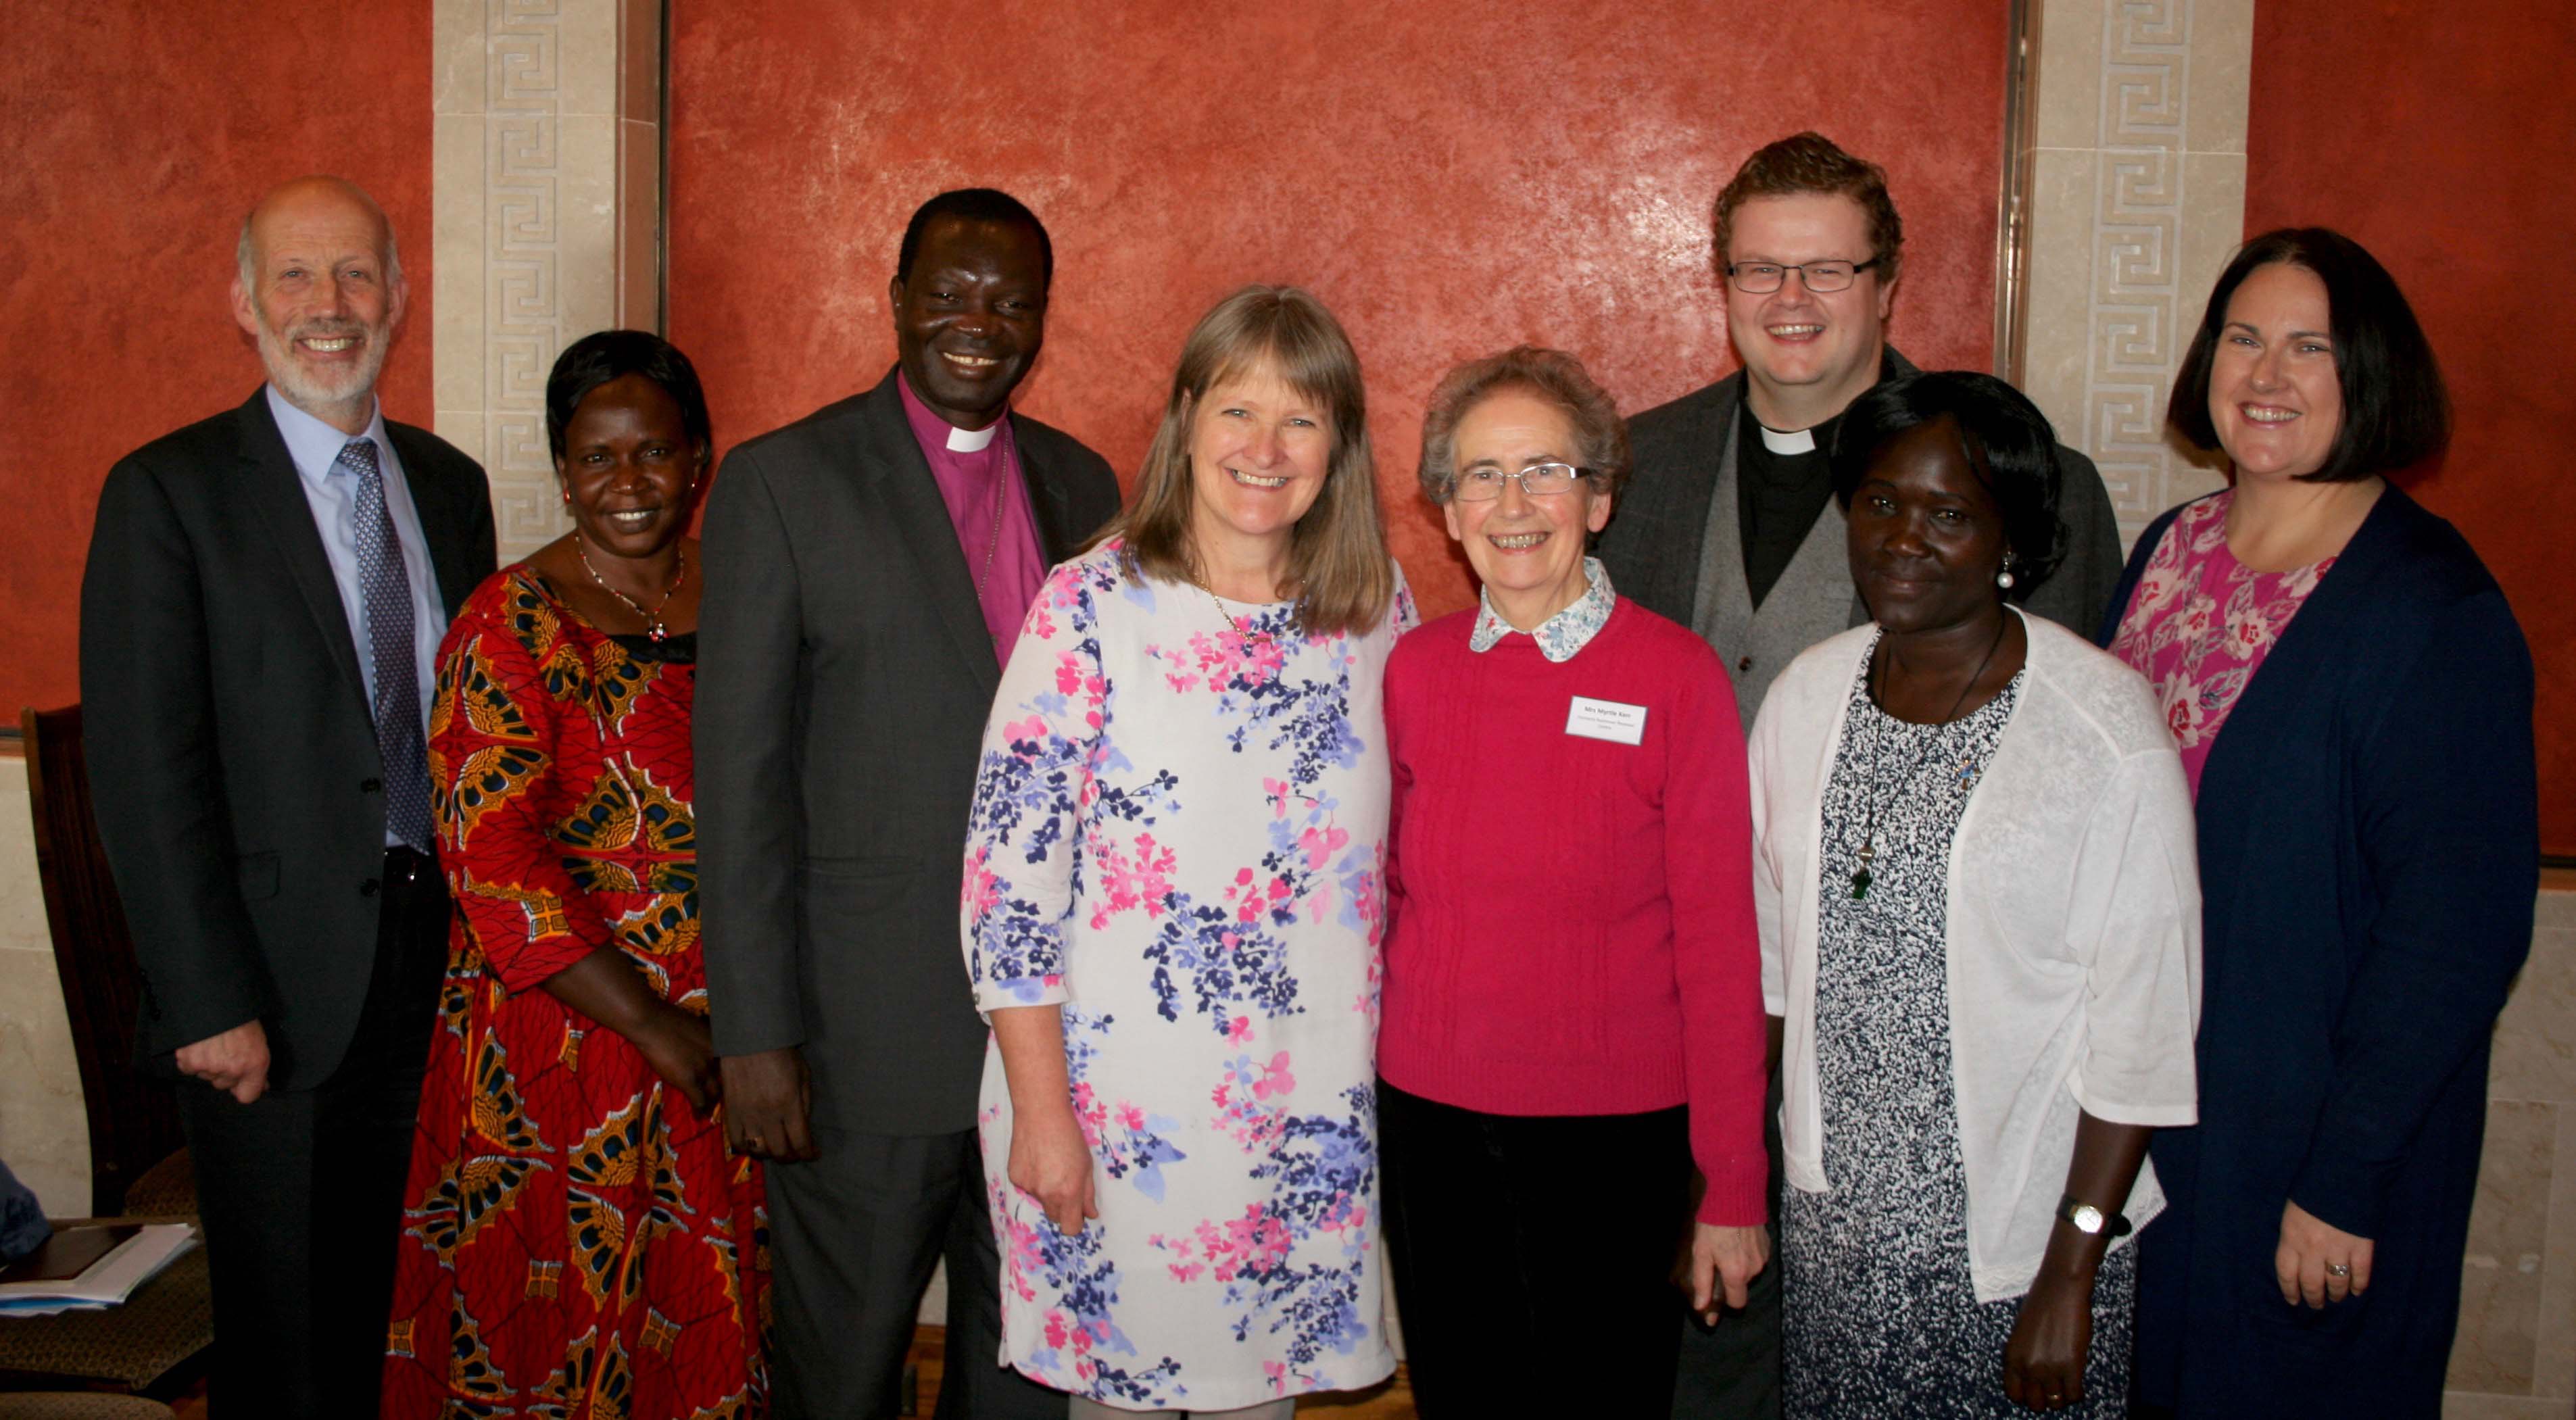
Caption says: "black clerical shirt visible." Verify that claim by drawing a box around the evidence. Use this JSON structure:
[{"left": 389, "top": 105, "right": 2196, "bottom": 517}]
[{"left": 1735, "top": 397, "right": 1844, "bottom": 610}]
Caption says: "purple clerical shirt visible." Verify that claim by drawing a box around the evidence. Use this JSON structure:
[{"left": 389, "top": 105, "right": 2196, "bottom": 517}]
[{"left": 897, "top": 373, "right": 1048, "bottom": 664}]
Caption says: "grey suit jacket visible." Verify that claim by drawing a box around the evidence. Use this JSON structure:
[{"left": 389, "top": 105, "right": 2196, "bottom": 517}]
[
  {"left": 1599, "top": 347, "right": 2125, "bottom": 643},
  {"left": 80, "top": 389, "right": 495, "bottom": 1088},
  {"left": 694, "top": 368, "right": 1122, "bottom": 1136}
]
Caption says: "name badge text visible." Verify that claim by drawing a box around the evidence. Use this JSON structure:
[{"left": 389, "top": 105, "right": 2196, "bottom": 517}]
[{"left": 1565, "top": 695, "right": 1648, "bottom": 745}]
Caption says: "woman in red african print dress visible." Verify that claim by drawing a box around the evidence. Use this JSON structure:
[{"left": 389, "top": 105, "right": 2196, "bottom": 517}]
[{"left": 383, "top": 333, "right": 767, "bottom": 1419}]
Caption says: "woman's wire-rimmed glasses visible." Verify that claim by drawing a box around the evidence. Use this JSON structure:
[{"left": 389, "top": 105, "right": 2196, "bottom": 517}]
[{"left": 1453, "top": 462, "right": 1597, "bottom": 501}]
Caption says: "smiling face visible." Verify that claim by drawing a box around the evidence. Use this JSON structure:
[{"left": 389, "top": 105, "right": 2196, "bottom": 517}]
[
  {"left": 1184, "top": 358, "right": 1334, "bottom": 562},
  {"left": 558, "top": 374, "right": 705, "bottom": 562},
  {"left": 2208, "top": 261, "right": 2345, "bottom": 483},
  {"left": 1442, "top": 388, "right": 1610, "bottom": 627},
  {"left": 1723, "top": 193, "right": 1895, "bottom": 429},
  {"left": 231, "top": 178, "right": 406, "bottom": 431},
  {"left": 890, "top": 215, "right": 1049, "bottom": 429},
  {"left": 1845, "top": 418, "right": 2009, "bottom": 635}
]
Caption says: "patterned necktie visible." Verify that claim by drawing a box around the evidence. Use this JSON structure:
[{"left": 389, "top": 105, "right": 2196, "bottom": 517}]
[{"left": 341, "top": 439, "right": 431, "bottom": 852}]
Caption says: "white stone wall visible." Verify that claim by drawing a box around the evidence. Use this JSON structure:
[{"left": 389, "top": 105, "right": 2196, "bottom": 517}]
[
  {"left": 433, "top": 0, "right": 660, "bottom": 563},
  {"left": 0, "top": 756, "right": 91, "bottom": 1218}
]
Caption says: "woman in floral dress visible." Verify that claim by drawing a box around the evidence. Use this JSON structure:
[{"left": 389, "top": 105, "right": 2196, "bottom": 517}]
[
  {"left": 961, "top": 287, "right": 1409, "bottom": 1417},
  {"left": 384, "top": 332, "right": 767, "bottom": 1419}
]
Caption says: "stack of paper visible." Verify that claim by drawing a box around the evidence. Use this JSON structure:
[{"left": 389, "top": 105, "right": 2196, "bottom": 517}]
[{"left": 0, "top": 1224, "right": 197, "bottom": 1317}]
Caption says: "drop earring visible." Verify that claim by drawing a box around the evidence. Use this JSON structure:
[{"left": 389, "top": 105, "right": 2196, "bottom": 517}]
[{"left": 1996, "top": 562, "right": 2016, "bottom": 590}]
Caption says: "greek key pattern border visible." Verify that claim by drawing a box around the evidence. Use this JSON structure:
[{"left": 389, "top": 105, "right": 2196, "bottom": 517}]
[
  {"left": 2085, "top": 0, "right": 2191, "bottom": 532},
  {"left": 487, "top": 0, "right": 568, "bottom": 554}
]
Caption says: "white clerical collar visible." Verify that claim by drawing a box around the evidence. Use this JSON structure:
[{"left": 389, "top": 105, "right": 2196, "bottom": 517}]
[
  {"left": 1757, "top": 423, "right": 1816, "bottom": 455},
  {"left": 947, "top": 420, "right": 999, "bottom": 453}
]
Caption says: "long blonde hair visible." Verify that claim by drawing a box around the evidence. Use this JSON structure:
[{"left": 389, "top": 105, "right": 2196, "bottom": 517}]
[{"left": 1090, "top": 285, "right": 1393, "bottom": 637}]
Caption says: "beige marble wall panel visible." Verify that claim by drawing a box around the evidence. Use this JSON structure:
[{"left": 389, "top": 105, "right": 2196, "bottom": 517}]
[
  {"left": 2443, "top": 1394, "right": 2576, "bottom": 1419},
  {"left": 0, "top": 759, "right": 90, "bottom": 1217},
  {"left": 2495, "top": 927, "right": 2576, "bottom": 1105},
  {"left": 2537, "top": 1105, "right": 2576, "bottom": 1400},
  {"left": 2020, "top": 0, "right": 2249, "bottom": 549},
  {"left": 434, "top": 0, "right": 658, "bottom": 563},
  {"left": 2450, "top": 1100, "right": 2555, "bottom": 1394},
  {"left": 2450, "top": 893, "right": 2576, "bottom": 1411},
  {"left": 433, "top": 115, "right": 487, "bottom": 418}
]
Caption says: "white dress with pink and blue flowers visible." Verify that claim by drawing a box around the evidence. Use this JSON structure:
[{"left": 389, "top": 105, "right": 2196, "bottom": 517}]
[{"left": 962, "top": 540, "right": 1411, "bottom": 1411}]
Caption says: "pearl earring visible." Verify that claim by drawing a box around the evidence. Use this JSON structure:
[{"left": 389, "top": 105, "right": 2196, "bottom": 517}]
[{"left": 1996, "top": 567, "right": 2016, "bottom": 589}]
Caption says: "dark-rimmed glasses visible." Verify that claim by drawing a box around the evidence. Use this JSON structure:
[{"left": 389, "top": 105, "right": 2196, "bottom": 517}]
[{"left": 1723, "top": 258, "right": 1882, "bottom": 294}]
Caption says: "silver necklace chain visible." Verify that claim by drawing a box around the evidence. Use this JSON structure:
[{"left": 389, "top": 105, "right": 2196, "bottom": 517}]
[{"left": 1847, "top": 617, "right": 2008, "bottom": 900}]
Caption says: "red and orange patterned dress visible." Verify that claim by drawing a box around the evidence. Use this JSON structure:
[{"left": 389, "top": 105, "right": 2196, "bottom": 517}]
[{"left": 383, "top": 567, "right": 769, "bottom": 1419}]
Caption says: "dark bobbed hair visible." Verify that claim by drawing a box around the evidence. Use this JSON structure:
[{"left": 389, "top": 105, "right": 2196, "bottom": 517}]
[
  {"left": 1416, "top": 345, "right": 1630, "bottom": 509},
  {"left": 1089, "top": 285, "right": 1393, "bottom": 637},
  {"left": 1829, "top": 370, "right": 2066, "bottom": 601},
  {"left": 896, "top": 188, "right": 1053, "bottom": 289},
  {"left": 544, "top": 328, "right": 713, "bottom": 465},
  {"left": 2168, "top": 227, "right": 2450, "bottom": 483}
]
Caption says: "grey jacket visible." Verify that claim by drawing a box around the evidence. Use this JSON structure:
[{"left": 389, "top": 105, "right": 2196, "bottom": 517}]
[
  {"left": 1599, "top": 347, "right": 2124, "bottom": 723},
  {"left": 694, "top": 369, "right": 1121, "bottom": 1136}
]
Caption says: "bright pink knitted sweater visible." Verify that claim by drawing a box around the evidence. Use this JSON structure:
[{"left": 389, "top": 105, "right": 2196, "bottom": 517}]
[{"left": 1380, "top": 599, "right": 1768, "bottom": 1225}]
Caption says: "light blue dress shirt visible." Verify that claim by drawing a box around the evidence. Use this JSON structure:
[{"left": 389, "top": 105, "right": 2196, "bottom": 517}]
[{"left": 265, "top": 385, "right": 447, "bottom": 846}]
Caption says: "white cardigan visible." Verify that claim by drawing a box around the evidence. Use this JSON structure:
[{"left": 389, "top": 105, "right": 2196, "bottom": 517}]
[{"left": 1750, "top": 611, "right": 2202, "bottom": 1302}]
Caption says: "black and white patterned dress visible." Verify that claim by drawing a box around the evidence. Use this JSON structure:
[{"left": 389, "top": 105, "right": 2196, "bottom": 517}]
[{"left": 1781, "top": 643, "right": 2135, "bottom": 1418}]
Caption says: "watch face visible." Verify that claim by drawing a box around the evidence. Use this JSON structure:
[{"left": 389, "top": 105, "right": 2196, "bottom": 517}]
[{"left": 2071, "top": 1204, "right": 2106, "bottom": 1234}]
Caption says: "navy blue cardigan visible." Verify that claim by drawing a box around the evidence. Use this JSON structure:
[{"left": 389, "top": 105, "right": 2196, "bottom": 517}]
[{"left": 2099, "top": 485, "right": 2537, "bottom": 1417}]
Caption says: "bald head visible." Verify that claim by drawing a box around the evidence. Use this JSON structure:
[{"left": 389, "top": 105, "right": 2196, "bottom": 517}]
[
  {"left": 237, "top": 176, "right": 400, "bottom": 290},
  {"left": 231, "top": 176, "right": 409, "bottom": 432}
]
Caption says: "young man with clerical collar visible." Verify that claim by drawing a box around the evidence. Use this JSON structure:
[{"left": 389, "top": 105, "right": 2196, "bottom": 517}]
[
  {"left": 1595, "top": 133, "right": 2126, "bottom": 1420},
  {"left": 1601, "top": 132, "right": 2124, "bottom": 741}
]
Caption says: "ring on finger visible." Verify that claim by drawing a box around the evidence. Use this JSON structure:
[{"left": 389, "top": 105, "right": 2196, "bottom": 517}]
[{"left": 2325, "top": 1261, "right": 2352, "bottom": 1278}]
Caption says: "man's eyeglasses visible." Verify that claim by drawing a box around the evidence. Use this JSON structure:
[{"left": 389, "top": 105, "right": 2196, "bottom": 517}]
[
  {"left": 1453, "top": 462, "right": 1597, "bottom": 501},
  {"left": 1723, "top": 258, "right": 1882, "bottom": 294}
]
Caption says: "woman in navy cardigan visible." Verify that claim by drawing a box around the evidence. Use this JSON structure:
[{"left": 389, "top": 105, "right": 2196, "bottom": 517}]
[{"left": 2100, "top": 228, "right": 2537, "bottom": 1417}]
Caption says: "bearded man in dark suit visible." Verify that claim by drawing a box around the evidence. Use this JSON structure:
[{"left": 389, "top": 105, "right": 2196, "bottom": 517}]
[
  {"left": 696, "top": 188, "right": 1121, "bottom": 1420},
  {"left": 80, "top": 175, "right": 495, "bottom": 1418}
]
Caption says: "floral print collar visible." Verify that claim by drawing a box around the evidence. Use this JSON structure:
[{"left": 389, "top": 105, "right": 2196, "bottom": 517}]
[{"left": 1469, "top": 556, "right": 1616, "bottom": 662}]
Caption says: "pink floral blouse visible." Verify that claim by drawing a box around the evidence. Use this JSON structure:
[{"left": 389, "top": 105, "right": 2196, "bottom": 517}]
[{"left": 2108, "top": 490, "right": 2336, "bottom": 797}]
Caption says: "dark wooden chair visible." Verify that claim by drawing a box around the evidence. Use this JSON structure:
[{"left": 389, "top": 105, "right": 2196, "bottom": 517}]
[{"left": 17, "top": 707, "right": 189, "bottom": 1219}]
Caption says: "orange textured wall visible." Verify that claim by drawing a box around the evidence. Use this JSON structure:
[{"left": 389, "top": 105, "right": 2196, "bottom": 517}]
[
  {"left": 0, "top": 0, "right": 437, "bottom": 717},
  {"left": 666, "top": 0, "right": 2007, "bottom": 625},
  {"left": 2245, "top": 0, "right": 2576, "bottom": 855}
]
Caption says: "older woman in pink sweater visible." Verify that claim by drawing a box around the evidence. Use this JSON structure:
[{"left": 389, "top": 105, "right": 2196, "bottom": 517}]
[{"left": 1378, "top": 347, "right": 1770, "bottom": 1417}]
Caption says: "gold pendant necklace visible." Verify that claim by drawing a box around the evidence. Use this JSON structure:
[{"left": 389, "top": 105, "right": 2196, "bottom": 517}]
[{"left": 575, "top": 535, "right": 687, "bottom": 643}]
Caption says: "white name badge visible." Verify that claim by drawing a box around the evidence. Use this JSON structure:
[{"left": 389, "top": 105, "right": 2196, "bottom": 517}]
[{"left": 1565, "top": 695, "right": 1648, "bottom": 745}]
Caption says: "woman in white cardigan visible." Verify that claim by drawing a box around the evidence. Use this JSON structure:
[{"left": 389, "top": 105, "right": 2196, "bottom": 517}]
[{"left": 1750, "top": 372, "right": 2200, "bottom": 1417}]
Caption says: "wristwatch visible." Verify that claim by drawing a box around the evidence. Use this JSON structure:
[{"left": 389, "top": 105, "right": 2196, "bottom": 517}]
[{"left": 2058, "top": 1193, "right": 2133, "bottom": 1238}]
